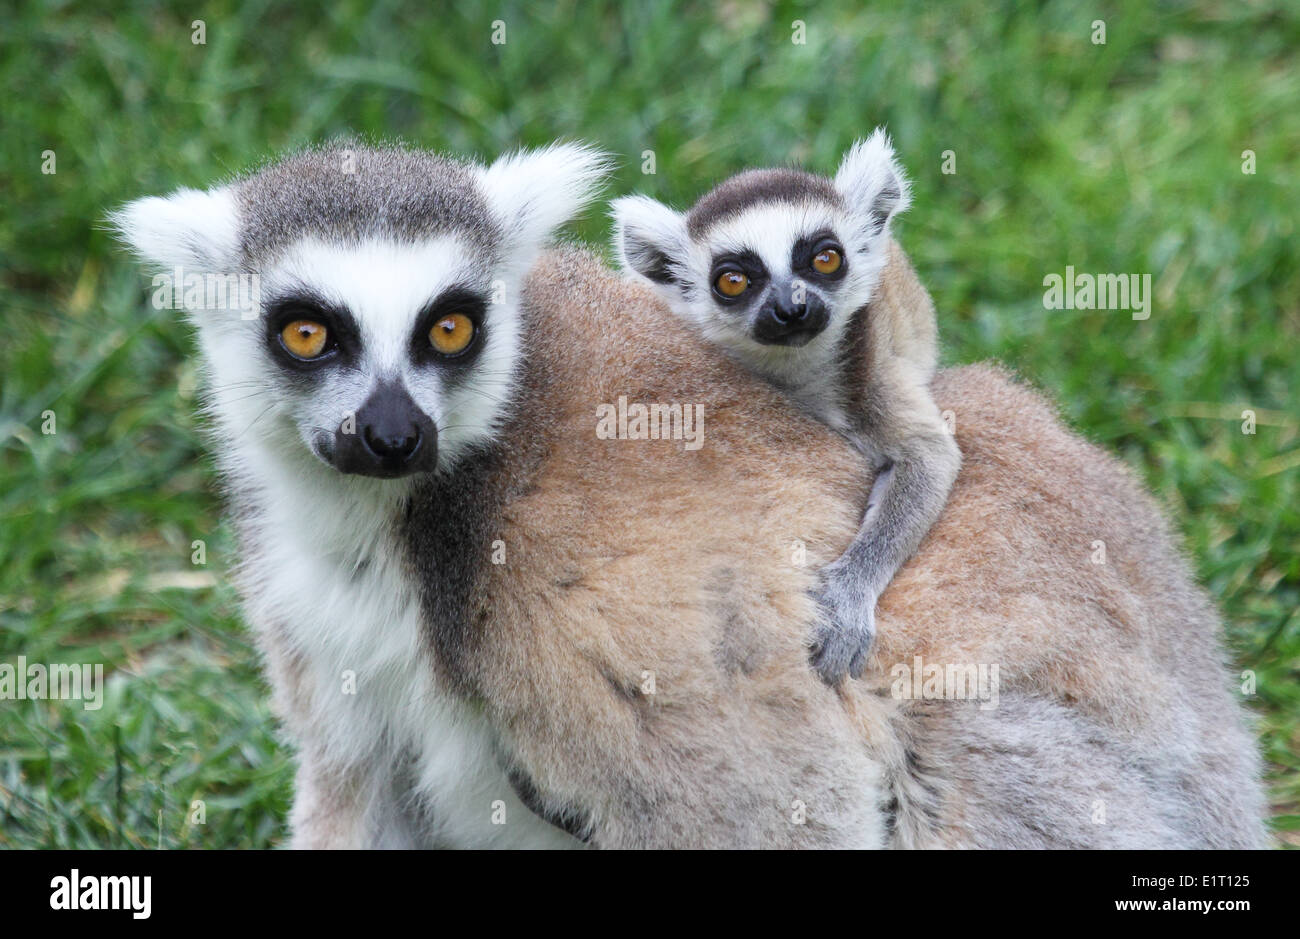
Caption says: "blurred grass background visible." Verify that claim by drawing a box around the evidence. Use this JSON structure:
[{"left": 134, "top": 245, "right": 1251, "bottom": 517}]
[{"left": 0, "top": 0, "right": 1296, "bottom": 848}]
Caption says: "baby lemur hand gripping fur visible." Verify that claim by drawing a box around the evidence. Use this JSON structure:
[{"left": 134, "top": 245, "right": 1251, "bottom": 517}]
[{"left": 613, "top": 130, "right": 961, "bottom": 684}]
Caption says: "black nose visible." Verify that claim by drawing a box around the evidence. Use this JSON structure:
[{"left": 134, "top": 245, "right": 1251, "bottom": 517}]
[
  {"left": 332, "top": 381, "right": 436, "bottom": 478},
  {"left": 751, "top": 291, "right": 829, "bottom": 347},
  {"left": 362, "top": 423, "right": 422, "bottom": 462},
  {"left": 772, "top": 300, "right": 808, "bottom": 324}
]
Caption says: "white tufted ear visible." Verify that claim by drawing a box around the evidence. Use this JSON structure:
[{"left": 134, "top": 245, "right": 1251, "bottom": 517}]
[
  {"left": 610, "top": 194, "right": 692, "bottom": 288},
  {"left": 478, "top": 142, "right": 611, "bottom": 263},
  {"left": 110, "top": 186, "right": 240, "bottom": 272},
  {"left": 834, "top": 127, "right": 911, "bottom": 236}
]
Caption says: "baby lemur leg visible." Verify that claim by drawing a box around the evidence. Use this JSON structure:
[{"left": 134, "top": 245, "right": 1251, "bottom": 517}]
[{"left": 811, "top": 401, "right": 960, "bottom": 684}]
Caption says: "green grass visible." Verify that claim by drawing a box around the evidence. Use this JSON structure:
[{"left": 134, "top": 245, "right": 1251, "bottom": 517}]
[{"left": 1, "top": 0, "right": 1296, "bottom": 848}]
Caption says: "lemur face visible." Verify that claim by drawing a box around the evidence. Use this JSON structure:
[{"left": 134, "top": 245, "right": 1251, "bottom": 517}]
[
  {"left": 250, "top": 233, "right": 502, "bottom": 478},
  {"left": 114, "top": 143, "right": 607, "bottom": 479},
  {"left": 613, "top": 129, "right": 909, "bottom": 376},
  {"left": 689, "top": 198, "right": 853, "bottom": 349}
]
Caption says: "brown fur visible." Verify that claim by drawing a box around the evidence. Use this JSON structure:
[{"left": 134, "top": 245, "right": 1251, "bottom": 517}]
[
  {"left": 846, "top": 239, "right": 940, "bottom": 407},
  {"left": 451, "top": 244, "right": 1265, "bottom": 847},
  {"left": 455, "top": 247, "right": 879, "bottom": 846}
]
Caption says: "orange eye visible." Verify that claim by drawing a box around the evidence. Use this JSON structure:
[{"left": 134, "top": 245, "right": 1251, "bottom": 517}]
[
  {"left": 812, "top": 248, "right": 842, "bottom": 275},
  {"left": 429, "top": 312, "right": 475, "bottom": 356},
  {"left": 715, "top": 270, "right": 749, "bottom": 297},
  {"left": 280, "top": 320, "right": 329, "bottom": 359}
]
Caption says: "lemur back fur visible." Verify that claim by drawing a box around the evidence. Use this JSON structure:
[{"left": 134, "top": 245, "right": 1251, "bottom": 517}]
[{"left": 478, "top": 247, "right": 1267, "bottom": 848}]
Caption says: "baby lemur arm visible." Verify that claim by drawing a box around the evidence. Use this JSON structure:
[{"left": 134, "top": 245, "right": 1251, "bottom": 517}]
[{"left": 811, "top": 243, "right": 961, "bottom": 683}]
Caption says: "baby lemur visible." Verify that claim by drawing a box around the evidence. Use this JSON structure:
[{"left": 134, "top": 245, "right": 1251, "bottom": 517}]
[{"left": 613, "top": 129, "right": 961, "bottom": 684}]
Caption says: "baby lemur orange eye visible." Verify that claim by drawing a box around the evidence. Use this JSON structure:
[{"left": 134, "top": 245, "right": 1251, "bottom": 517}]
[
  {"left": 429, "top": 312, "right": 475, "bottom": 355},
  {"left": 812, "top": 248, "right": 842, "bottom": 275},
  {"left": 716, "top": 270, "right": 749, "bottom": 297},
  {"left": 281, "top": 320, "right": 329, "bottom": 359}
]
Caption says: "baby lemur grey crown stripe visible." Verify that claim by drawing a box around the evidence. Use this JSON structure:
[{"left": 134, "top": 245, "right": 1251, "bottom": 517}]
[{"left": 685, "top": 168, "right": 843, "bottom": 238}]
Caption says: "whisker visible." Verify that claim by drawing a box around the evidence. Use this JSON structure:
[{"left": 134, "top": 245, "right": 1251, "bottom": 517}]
[
  {"left": 218, "top": 390, "right": 272, "bottom": 407},
  {"left": 234, "top": 402, "right": 278, "bottom": 441}
]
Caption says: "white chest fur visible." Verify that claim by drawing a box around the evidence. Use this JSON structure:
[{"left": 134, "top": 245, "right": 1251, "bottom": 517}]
[{"left": 233, "top": 443, "right": 576, "bottom": 849}]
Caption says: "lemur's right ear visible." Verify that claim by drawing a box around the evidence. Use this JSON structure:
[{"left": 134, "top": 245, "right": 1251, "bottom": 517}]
[
  {"left": 611, "top": 195, "right": 690, "bottom": 287},
  {"left": 110, "top": 186, "right": 240, "bottom": 272}
]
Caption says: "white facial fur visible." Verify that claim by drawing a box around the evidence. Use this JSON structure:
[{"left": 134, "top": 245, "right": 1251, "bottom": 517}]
[
  {"left": 201, "top": 235, "right": 515, "bottom": 476},
  {"left": 666, "top": 200, "right": 887, "bottom": 383},
  {"left": 114, "top": 143, "right": 610, "bottom": 480},
  {"left": 613, "top": 128, "right": 909, "bottom": 400}
]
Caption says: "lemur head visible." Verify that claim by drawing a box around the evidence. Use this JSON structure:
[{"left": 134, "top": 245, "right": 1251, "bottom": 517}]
[
  {"left": 114, "top": 142, "right": 608, "bottom": 480},
  {"left": 612, "top": 129, "right": 909, "bottom": 380}
]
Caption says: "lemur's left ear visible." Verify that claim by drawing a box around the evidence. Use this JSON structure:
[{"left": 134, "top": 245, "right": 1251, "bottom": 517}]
[
  {"left": 478, "top": 142, "right": 611, "bottom": 260},
  {"left": 110, "top": 186, "right": 240, "bottom": 272},
  {"left": 834, "top": 128, "right": 911, "bottom": 237}
]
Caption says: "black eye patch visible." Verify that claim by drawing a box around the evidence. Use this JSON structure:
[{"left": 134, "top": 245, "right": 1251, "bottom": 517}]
[
  {"left": 711, "top": 249, "right": 768, "bottom": 278},
  {"left": 263, "top": 289, "right": 362, "bottom": 373},
  {"left": 410, "top": 286, "right": 489, "bottom": 368},
  {"left": 709, "top": 250, "right": 769, "bottom": 302},
  {"left": 791, "top": 230, "right": 849, "bottom": 280}
]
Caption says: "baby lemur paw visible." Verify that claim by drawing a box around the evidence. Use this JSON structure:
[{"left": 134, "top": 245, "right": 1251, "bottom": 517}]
[{"left": 809, "top": 576, "right": 877, "bottom": 685}]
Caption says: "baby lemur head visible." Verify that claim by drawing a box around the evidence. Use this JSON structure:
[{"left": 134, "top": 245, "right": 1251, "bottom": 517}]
[
  {"left": 114, "top": 143, "right": 608, "bottom": 481},
  {"left": 612, "top": 129, "right": 909, "bottom": 383}
]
